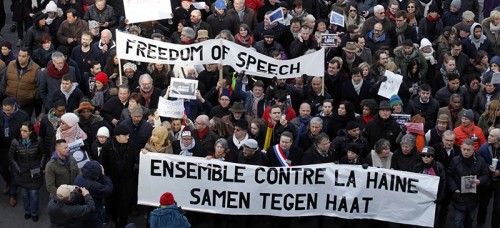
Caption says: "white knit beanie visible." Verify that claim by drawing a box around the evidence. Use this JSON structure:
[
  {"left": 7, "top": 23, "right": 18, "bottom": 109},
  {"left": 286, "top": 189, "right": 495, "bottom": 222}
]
[
  {"left": 97, "top": 127, "right": 110, "bottom": 137},
  {"left": 60, "top": 113, "right": 79, "bottom": 127}
]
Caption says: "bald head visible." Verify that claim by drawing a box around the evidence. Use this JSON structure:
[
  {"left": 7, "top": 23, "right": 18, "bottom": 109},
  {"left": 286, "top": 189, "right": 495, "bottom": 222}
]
[{"left": 195, "top": 115, "right": 210, "bottom": 130}]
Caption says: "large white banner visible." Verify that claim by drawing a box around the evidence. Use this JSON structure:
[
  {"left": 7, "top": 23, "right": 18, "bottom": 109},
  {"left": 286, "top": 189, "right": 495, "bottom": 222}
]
[
  {"left": 138, "top": 153, "right": 439, "bottom": 227},
  {"left": 123, "top": 0, "right": 172, "bottom": 24},
  {"left": 116, "top": 31, "right": 324, "bottom": 78}
]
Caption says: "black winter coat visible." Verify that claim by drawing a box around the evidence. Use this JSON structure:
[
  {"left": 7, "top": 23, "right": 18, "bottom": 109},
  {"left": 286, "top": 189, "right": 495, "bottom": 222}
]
[
  {"left": 330, "top": 130, "right": 370, "bottom": 159},
  {"left": 302, "top": 146, "right": 336, "bottom": 165},
  {"left": 341, "top": 80, "right": 370, "bottom": 114},
  {"left": 363, "top": 115, "right": 402, "bottom": 150},
  {"left": 405, "top": 96, "right": 440, "bottom": 131},
  {"left": 413, "top": 160, "right": 447, "bottom": 202},
  {"left": 47, "top": 195, "right": 96, "bottom": 228},
  {"left": 391, "top": 148, "right": 420, "bottom": 172},
  {"left": 8, "top": 137, "right": 46, "bottom": 189},
  {"left": 83, "top": 4, "right": 117, "bottom": 28},
  {"left": 447, "top": 154, "right": 490, "bottom": 211},
  {"left": 99, "top": 138, "right": 138, "bottom": 181}
]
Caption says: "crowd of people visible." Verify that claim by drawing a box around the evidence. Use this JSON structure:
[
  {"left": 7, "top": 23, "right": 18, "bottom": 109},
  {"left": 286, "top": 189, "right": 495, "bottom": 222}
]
[{"left": 0, "top": 0, "right": 499, "bottom": 227}]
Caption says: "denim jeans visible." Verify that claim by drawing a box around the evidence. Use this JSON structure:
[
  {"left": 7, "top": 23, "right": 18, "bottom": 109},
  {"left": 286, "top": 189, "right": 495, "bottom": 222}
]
[
  {"left": 453, "top": 208, "right": 475, "bottom": 228},
  {"left": 20, "top": 188, "right": 39, "bottom": 216}
]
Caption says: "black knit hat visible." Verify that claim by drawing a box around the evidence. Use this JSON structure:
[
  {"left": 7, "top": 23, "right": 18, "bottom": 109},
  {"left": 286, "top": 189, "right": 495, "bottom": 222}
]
[{"left": 114, "top": 125, "right": 130, "bottom": 136}]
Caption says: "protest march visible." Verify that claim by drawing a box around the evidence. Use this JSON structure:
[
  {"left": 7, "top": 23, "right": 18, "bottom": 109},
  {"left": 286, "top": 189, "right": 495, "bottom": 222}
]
[{"left": 0, "top": 0, "right": 499, "bottom": 227}]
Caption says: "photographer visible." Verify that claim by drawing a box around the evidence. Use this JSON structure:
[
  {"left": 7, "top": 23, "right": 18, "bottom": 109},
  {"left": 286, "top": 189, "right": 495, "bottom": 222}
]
[
  {"left": 149, "top": 192, "right": 190, "bottom": 228},
  {"left": 47, "top": 184, "right": 96, "bottom": 227},
  {"left": 8, "top": 122, "right": 46, "bottom": 222},
  {"left": 74, "top": 160, "right": 113, "bottom": 228}
]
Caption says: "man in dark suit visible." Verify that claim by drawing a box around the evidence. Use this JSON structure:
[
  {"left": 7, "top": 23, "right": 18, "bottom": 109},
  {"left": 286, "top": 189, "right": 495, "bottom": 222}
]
[{"left": 267, "top": 131, "right": 303, "bottom": 166}]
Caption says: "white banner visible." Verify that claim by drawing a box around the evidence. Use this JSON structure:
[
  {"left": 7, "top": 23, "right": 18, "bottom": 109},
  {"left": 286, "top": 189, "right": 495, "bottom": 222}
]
[
  {"left": 138, "top": 153, "right": 439, "bottom": 227},
  {"left": 157, "top": 97, "right": 184, "bottom": 118},
  {"left": 123, "top": 0, "right": 172, "bottom": 24},
  {"left": 116, "top": 31, "right": 324, "bottom": 78}
]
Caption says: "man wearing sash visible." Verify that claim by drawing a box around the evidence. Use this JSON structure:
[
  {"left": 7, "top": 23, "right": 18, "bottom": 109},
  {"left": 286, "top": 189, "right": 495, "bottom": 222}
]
[{"left": 266, "top": 131, "right": 303, "bottom": 167}]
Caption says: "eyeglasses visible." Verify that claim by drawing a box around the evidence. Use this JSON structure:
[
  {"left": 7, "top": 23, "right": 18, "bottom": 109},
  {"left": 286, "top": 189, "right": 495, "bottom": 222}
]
[{"left": 422, "top": 155, "right": 433, "bottom": 158}]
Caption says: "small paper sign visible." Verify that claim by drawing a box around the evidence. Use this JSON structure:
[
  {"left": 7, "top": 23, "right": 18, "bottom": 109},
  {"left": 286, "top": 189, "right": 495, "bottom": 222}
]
[
  {"left": 169, "top": 78, "right": 198, "bottom": 100},
  {"left": 321, "top": 34, "right": 338, "bottom": 47},
  {"left": 269, "top": 8, "right": 284, "bottom": 24},
  {"left": 157, "top": 97, "right": 185, "bottom": 118}
]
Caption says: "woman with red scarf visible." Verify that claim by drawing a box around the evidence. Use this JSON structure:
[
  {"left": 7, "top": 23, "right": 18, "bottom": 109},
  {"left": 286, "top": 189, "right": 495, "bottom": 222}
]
[
  {"left": 235, "top": 24, "right": 255, "bottom": 47},
  {"left": 418, "top": 4, "right": 443, "bottom": 43}
]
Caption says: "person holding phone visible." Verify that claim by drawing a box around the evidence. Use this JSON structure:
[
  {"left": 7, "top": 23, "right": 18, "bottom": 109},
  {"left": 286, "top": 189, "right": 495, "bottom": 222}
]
[{"left": 8, "top": 122, "right": 46, "bottom": 222}]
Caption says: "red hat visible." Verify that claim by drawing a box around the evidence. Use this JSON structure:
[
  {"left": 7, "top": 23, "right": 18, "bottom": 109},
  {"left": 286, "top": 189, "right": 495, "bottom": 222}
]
[
  {"left": 95, "top": 72, "right": 108, "bottom": 85},
  {"left": 160, "top": 192, "right": 175, "bottom": 206}
]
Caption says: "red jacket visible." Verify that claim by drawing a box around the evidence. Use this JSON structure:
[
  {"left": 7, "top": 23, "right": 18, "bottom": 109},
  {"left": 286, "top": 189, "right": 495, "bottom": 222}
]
[{"left": 453, "top": 124, "right": 486, "bottom": 151}]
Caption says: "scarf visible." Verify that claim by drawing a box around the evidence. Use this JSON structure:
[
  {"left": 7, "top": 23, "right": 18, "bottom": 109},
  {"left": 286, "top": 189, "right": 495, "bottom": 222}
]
[
  {"left": 140, "top": 88, "right": 154, "bottom": 108},
  {"left": 47, "top": 63, "right": 69, "bottom": 80},
  {"left": 57, "top": 125, "right": 87, "bottom": 143},
  {"left": 2, "top": 107, "right": 18, "bottom": 137},
  {"left": 395, "top": 23, "right": 408, "bottom": 46},
  {"left": 491, "top": 22, "right": 500, "bottom": 40},
  {"left": 179, "top": 140, "right": 195, "bottom": 156},
  {"left": 197, "top": 127, "right": 209, "bottom": 139},
  {"left": 424, "top": 166, "right": 437, "bottom": 176},
  {"left": 294, "top": 116, "right": 312, "bottom": 147},
  {"left": 352, "top": 79, "right": 363, "bottom": 95},
  {"left": 420, "top": 1, "right": 432, "bottom": 17},
  {"left": 422, "top": 49, "right": 436, "bottom": 65},
  {"left": 235, "top": 34, "right": 254, "bottom": 48},
  {"left": 448, "top": 104, "right": 462, "bottom": 124},
  {"left": 48, "top": 108, "right": 61, "bottom": 129},
  {"left": 60, "top": 83, "right": 76, "bottom": 101},
  {"left": 469, "top": 33, "right": 487, "bottom": 50},
  {"left": 370, "top": 150, "right": 393, "bottom": 169},
  {"left": 91, "top": 86, "right": 108, "bottom": 108},
  {"left": 233, "top": 133, "right": 249, "bottom": 149},
  {"left": 362, "top": 115, "right": 373, "bottom": 123},
  {"left": 251, "top": 94, "right": 264, "bottom": 119},
  {"left": 427, "top": 15, "right": 439, "bottom": 21},
  {"left": 46, "top": 17, "right": 54, "bottom": 25}
]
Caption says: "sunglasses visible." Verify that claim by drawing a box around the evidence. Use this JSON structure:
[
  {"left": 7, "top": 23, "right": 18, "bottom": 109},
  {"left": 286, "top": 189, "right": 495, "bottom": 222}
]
[{"left": 422, "top": 154, "right": 433, "bottom": 158}]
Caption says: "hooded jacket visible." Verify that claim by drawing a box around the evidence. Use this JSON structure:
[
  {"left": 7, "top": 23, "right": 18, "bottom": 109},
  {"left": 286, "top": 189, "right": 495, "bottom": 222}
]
[
  {"left": 149, "top": 205, "right": 191, "bottom": 228},
  {"left": 462, "top": 23, "right": 494, "bottom": 58},
  {"left": 394, "top": 43, "right": 429, "bottom": 77}
]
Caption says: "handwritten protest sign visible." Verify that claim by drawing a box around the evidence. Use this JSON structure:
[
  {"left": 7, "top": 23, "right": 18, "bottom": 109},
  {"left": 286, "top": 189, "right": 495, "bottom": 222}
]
[
  {"left": 157, "top": 97, "right": 185, "bottom": 118},
  {"left": 378, "top": 71, "right": 402, "bottom": 99}
]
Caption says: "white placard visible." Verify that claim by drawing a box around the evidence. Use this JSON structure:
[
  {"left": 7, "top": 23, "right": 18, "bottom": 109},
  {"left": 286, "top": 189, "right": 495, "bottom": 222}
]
[
  {"left": 492, "top": 73, "right": 500, "bottom": 84},
  {"left": 138, "top": 153, "right": 439, "bottom": 227},
  {"left": 169, "top": 78, "right": 198, "bottom": 100},
  {"left": 116, "top": 31, "right": 325, "bottom": 78},
  {"left": 68, "top": 139, "right": 89, "bottom": 169},
  {"left": 123, "top": 0, "right": 172, "bottom": 24},
  {"left": 192, "top": 2, "right": 206, "bottom": 9},
  {"left": 378, "top": 71, "right": 403, "bottom": 99},
  {"left": 157, "top": 97, "right": 185, "bottom": 118}
]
